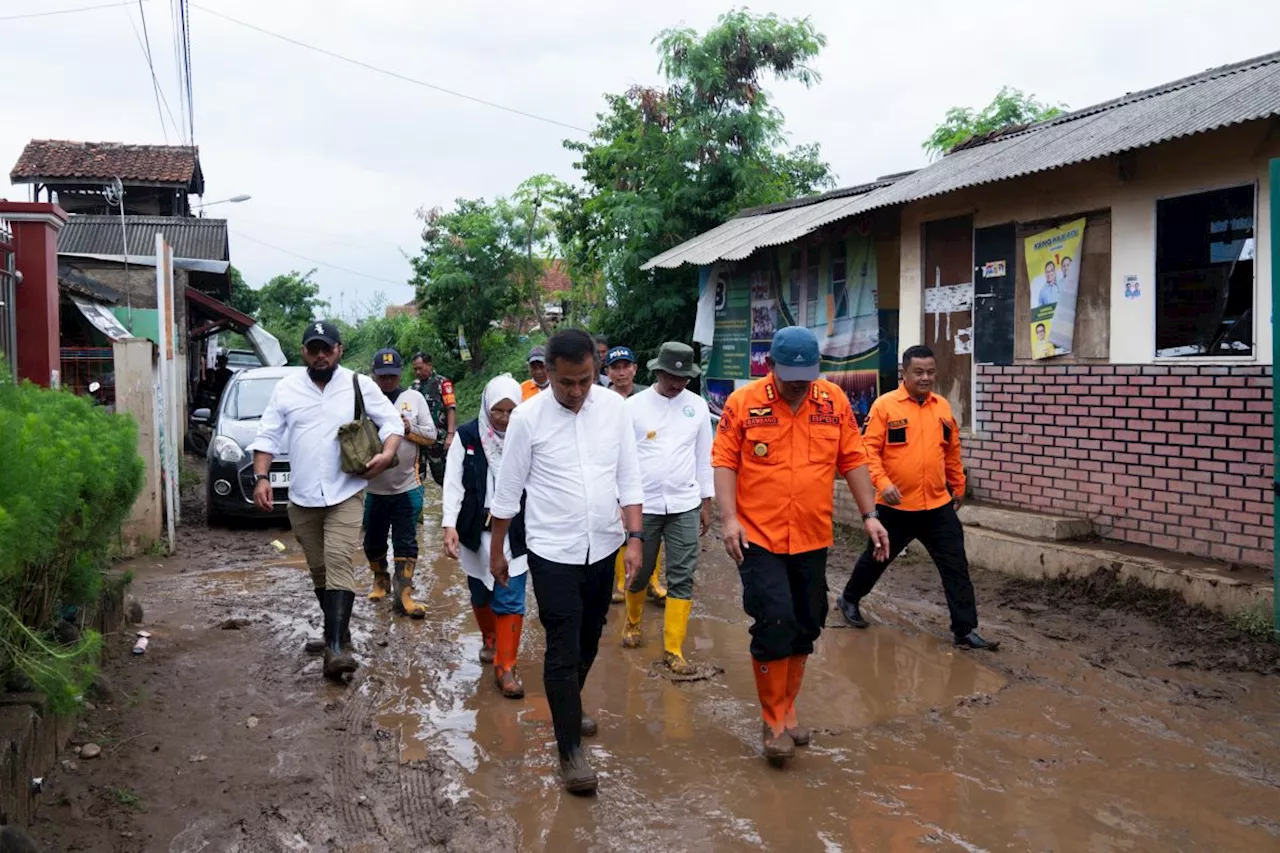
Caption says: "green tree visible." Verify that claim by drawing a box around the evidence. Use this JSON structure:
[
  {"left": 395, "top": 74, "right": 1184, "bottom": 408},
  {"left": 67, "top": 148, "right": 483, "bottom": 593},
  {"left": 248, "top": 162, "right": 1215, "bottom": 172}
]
[
  {"left": 557, "top": 10, "right": 834, "bottom": 363},
  {"left": 923, "top": 86, "right": 1065, "bottom": 159},
  {"left": 227, "top": 265, "right": 258, "bottom": 317},
  {"left": 255, "top": 270, "right": 328, "bottom": 363},
  {"left": 410, "top": 200, "right": 519, "bottom": 373}
]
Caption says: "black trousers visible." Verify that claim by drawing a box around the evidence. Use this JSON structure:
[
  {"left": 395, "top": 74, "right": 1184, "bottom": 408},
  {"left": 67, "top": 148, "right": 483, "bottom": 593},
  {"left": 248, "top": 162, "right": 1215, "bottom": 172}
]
[
  {"left": 841, "top": 503, "right": 979, "bottom": 638},
  {"left": 737, "top": 545, "right": 829, "bottom": 662},
  {"left": 528, "top": 549, "right": 616, "bottom": 759}
]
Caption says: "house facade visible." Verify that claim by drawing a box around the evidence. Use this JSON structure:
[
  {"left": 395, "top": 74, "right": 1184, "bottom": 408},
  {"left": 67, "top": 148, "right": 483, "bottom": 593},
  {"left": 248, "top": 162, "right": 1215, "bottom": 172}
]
[{"left": 646, "top": 51, "right": 1279, "bottom": 568}]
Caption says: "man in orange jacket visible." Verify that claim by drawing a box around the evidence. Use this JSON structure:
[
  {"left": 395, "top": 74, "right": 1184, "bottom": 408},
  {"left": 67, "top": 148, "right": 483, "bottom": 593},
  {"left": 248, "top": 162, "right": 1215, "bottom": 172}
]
[
  {"left": 837, "top": 344, "right": 998, "bottom": 651},
  {"left": 713, "top": 326, "right": 890, "bottom": 766}
]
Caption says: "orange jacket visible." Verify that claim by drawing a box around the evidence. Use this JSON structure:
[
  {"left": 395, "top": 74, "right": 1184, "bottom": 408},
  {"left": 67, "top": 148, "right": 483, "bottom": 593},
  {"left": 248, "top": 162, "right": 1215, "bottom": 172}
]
[
  {"left": 712, "top": 375, "right": 870, "bottom": 555},
  {"left": 863, "top": 385, "right": 965, "bottom": 511},
  {"left": 520, "top": 379, "right": 543, "bottom": 401}
]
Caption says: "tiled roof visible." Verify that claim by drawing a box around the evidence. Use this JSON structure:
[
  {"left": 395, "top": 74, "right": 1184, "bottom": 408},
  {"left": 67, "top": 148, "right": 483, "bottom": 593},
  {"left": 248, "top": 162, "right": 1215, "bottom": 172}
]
[
  {"left": 59, "top": 215, "right": 228, "bottom": 261},
  {"left": 10, "top": 140, "right": 200, "bottom": 186}
]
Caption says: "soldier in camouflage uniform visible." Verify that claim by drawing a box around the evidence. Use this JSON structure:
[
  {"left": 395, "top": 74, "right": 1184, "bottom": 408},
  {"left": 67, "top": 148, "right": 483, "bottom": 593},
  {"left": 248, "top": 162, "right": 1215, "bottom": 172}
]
[{"left": 411, "top": 352, "right": 456, "bottom": 486}]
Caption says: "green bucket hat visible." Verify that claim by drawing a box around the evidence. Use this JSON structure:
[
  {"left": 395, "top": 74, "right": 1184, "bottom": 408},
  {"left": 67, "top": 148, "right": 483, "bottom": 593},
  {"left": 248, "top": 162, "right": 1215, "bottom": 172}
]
[{"left": 647, "top": 341, "right": 700, "bottom": 378}]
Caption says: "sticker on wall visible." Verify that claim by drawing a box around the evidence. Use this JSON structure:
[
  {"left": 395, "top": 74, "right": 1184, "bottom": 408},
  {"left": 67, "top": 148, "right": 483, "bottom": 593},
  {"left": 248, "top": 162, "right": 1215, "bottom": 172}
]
[
  {"left": 954, "top": 327, "right": 973, "bottom": 355},
  {"left": 1123, "top": 274, "right": 1141, "bottom": 300},
  {"left": 981, "top": 260, "right": 1007, "bottom": 279}
]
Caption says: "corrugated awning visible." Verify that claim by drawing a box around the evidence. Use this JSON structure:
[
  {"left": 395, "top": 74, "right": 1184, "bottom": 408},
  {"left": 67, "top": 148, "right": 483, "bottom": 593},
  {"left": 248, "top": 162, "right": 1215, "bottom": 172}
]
[
  {"left": 183, "top": 287, "right": 286, "bottom": 367},
  {"left": 644, "top": 50, "right": 1280, "bottom": 270},
  {"left": 71, "top": 295, "right": 133, "bottom": 341}
]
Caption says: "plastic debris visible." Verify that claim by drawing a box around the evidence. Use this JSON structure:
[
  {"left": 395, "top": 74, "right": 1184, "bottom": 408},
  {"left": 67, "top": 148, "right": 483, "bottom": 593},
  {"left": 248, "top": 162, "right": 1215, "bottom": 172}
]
[{"left": 132, "top": 631, "right": 151, "bottom": 655}]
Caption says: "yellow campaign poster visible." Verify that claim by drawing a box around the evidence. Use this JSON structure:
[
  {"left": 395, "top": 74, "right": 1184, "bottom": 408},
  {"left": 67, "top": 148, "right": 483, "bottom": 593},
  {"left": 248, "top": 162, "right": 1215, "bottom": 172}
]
[{"left": 1026, "top": 217, "right": 1086, "bottom": 359}]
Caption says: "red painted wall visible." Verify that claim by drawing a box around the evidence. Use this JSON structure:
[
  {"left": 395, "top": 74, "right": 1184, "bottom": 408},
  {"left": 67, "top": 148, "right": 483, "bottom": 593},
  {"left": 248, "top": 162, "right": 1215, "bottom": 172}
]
[{"left": 0, "top": 202, "right": 68, "bottom": 387}]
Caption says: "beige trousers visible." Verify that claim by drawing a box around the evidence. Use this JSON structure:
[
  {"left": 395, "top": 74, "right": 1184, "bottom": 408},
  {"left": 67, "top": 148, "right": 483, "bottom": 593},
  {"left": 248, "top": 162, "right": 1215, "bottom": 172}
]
[{"left": 288, "top": 493, "right": 364, "bottom": 592}]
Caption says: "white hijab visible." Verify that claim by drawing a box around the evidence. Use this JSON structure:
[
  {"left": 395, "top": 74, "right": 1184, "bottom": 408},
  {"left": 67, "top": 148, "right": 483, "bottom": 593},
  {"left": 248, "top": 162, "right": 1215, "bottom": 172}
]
[{"left": 479, "top": 374, "right": 522, "bottom": 507}]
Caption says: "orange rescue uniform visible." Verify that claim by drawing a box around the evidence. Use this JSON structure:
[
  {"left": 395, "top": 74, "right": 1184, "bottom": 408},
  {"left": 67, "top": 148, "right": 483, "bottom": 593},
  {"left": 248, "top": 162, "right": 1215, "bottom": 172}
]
[
  {"left": 862, "top": 385, "right": 965, "bottom": 511},
  {"left": 712, "top": 376, "right": 870, "bottom": 555},
  {"left": 519, "top": 379, "right": 543, "bottom": 401}
]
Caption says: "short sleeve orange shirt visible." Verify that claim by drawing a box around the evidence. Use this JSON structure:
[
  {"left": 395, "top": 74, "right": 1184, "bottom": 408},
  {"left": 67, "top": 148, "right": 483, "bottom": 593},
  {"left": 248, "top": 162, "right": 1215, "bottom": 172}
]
[
  {"left": 711, "top": 375, "right": 870, "bottom": 555},
  {"left": 520, "top": 379, "right": 542, "bottom": 401}
]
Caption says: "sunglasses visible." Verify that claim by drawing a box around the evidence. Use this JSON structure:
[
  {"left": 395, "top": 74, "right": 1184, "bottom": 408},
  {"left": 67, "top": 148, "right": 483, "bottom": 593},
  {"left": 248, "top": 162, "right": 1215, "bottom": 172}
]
[{"left": 305, "top": 341, "right": 335, "bottom": 356}]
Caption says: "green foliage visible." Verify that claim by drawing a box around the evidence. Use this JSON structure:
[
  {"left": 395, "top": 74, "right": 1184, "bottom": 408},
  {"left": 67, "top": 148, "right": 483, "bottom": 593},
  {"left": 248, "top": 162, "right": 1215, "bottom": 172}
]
[
  {"left": 558, "top": 10, "right": 834, "bottom": 363},
  {"left": 923, "top": 86, "right": 1065, "bottom": 158},
  {"left": 1231, "top": 603, "right": 1277, "bottom": 640},
  {"left": 410, "top": 199, "right": 521, "bottom": 373},
  {"left": 0, "top": 376, "right": 143, "bottom": 712},
  {"left": 110, "top": 787, "right": 145, "bottom": 810},
  {"left": 449, "top": 331, "right": 543, "bottom": 423},
  {"left": 337, "top": 312, "right": 452, "bottom": 378},
  {"left": 254, "top": 270, "right": 329, "bottom": 364},
  {"left": 227, "top": 265, "right": 258, "bottom": 317}
]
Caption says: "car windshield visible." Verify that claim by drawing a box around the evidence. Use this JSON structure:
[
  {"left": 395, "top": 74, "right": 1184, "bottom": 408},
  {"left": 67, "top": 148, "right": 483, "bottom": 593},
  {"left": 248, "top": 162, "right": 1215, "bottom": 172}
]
[{"left": 224, "top": 377, "right": 281, "bottom": 421}]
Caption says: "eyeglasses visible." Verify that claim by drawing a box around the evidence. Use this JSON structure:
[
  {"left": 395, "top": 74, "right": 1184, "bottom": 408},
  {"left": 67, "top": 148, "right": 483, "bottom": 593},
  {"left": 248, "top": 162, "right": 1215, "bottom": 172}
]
[{"left": 306, "top": 341, "right": 335, "bottom": 356}]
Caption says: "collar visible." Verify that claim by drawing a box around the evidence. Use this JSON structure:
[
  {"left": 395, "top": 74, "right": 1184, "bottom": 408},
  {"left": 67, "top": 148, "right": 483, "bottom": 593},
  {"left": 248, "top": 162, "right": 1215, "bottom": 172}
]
[{"left": 894, "top": 383, "right": 935, "bottom": 405}]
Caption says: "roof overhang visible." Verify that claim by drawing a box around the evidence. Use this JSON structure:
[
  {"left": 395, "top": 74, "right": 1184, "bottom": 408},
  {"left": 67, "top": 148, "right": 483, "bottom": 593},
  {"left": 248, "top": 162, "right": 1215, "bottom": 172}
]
[{"left": 59, "top": 252, "right": 229, "bottom": 274}]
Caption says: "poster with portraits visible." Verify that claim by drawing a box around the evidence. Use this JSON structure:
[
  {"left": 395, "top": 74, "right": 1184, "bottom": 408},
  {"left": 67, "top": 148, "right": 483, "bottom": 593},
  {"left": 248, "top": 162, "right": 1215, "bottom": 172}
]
[{"left": 1026, "top": 218, "right": 1086, "bottom": 359}]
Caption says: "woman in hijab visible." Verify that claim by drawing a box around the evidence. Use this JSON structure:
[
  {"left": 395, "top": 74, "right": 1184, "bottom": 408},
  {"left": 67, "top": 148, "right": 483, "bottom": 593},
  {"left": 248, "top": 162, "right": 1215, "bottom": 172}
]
[{"left": 442, "top": 374, "right": 528, "bottom": 698}]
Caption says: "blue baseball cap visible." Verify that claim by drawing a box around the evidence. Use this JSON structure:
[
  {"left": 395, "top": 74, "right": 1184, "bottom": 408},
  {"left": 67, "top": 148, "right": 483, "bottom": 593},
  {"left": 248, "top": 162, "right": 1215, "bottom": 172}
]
[
  {"left": 606, "top": 346, "right": 636, "bottom": 366},
  {"left": 371, "top": 348, "right": 403, "bottom": 375},
  {"left": 770, "top": 326, "right": 820, "bottom": 381}
]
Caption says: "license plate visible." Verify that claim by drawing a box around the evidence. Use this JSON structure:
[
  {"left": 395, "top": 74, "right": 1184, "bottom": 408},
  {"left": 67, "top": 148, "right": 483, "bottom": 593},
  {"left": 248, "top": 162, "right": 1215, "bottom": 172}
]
[{"left": 269, "top": 471, "right": 290, "bottom": 487}]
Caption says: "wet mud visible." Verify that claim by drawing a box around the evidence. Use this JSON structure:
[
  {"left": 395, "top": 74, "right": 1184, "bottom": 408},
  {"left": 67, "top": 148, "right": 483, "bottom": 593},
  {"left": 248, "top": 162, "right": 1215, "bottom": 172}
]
[{"left": 27, "top": 478, "right": 1280, "bottom": 852}]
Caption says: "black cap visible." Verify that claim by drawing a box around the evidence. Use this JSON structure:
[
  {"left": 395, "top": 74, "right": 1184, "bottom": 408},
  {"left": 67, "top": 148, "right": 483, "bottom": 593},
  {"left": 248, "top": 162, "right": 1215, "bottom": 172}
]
[
  {"left": 302, "top": 320, "right": 341, "bottom": 347},
  {"left": 372, "top": 348, "right": 403, "bottom": 375}
]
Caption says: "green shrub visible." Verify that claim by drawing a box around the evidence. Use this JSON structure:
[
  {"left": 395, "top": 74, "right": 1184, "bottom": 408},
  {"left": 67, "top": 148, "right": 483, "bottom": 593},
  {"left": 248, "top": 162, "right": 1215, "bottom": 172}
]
[{"left": 0, "top": 376, "right": 144, "bottom": 712}]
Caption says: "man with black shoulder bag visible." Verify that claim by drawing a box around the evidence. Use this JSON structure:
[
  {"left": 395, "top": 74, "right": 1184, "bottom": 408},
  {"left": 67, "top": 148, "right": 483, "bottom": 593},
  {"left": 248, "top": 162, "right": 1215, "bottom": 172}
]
[{"left": 249, "top": 321, "right": 404, "bottom": 681}]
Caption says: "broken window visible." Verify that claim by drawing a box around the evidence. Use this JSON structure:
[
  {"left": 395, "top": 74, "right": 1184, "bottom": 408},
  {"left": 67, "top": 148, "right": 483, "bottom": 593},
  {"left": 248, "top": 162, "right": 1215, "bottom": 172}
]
[{"left": 1155, "top": 185, "right": 1255, "bottom": 357}]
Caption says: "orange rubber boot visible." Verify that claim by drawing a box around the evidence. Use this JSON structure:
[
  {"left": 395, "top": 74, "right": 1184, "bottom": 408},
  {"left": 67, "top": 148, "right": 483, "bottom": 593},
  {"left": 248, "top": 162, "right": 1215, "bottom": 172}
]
[
  {"left": 492, "top": 614, "right": 525, "bottom": 699},
  {"left": 784, "top": 654, "right": 810, "bottom": 746},
  {"left": 752, "top": 657, "right": 794, "bottom": 764},
  {"left": 472, "top": 605, "right": 497, "bottom": 664}
]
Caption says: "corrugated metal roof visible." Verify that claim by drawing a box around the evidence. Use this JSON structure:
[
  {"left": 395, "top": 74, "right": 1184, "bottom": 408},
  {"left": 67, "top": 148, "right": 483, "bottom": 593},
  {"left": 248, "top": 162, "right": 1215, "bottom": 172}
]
[
  {"left": 59, "top": 215, "right": 229, "bottom": 261},
  {"left": 644, "top": 50, "right": 1280, "bottom": 270}
]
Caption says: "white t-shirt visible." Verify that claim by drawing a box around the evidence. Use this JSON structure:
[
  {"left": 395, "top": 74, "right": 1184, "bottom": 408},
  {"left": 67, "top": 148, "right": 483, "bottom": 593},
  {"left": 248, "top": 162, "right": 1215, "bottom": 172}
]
[
  {"left": 625, "top": 387, "right": 714, "bottom": 515},
  {"left": 367, "top": 387, "right": 436, "bottom": 495}
]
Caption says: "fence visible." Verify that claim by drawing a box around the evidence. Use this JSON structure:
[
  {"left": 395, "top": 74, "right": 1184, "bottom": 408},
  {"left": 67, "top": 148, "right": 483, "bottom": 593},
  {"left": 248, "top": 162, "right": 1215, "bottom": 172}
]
[
  {"left": 59, "top": 346, "right": 115, "bottom": 406},
  {"left": 0, "top": 224, "right": 14, "bottom": 377}
]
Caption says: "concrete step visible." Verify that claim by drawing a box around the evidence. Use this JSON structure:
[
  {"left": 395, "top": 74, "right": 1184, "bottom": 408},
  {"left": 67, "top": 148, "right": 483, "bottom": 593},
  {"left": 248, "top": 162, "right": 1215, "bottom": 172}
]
[
  {"left": 959, "top": 503, "right": 1094, "bottom": 542},
  {"left": 964, "top": 526, "right": 1273, "bottom": 618}
]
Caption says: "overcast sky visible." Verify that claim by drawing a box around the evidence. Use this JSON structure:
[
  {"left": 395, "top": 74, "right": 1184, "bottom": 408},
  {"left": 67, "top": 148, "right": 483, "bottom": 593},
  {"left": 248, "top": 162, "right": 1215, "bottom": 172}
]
[{"left": 3, "top": 0, "right": 1278, "bottom": 315}]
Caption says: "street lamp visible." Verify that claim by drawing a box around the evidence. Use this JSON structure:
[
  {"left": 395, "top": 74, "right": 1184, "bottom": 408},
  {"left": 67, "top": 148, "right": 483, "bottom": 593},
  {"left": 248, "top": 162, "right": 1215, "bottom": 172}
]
[{"left": 194, "top": 194, "right": 251, "bottom": 213}]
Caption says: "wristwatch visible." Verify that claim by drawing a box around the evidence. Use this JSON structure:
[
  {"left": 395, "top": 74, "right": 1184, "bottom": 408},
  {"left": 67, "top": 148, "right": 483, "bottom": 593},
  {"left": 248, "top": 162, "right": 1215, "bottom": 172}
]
[
  {"left": 627, "top": 531, "right": 646, "bottom": 543},
  {"left": 254, "top": 473, "right": 271, "bottom": 483},
  {"left": 861, "top": 510, "right": 880, "bottom": 521}
]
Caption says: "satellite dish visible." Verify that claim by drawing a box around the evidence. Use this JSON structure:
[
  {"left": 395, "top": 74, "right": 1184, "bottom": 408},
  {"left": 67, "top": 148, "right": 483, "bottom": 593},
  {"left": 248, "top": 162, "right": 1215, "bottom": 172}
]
[{"left": 103, "top": 177, "right": 124, "bottom": 207}]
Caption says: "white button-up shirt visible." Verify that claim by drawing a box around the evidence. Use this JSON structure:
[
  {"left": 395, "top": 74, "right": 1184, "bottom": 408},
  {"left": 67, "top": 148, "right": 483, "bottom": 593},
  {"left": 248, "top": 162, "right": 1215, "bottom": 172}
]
[
  {"left": 625, "top": 386, "right": 714, "bottom": 515},
  {"left": 491, "top": 385, "right": 644, "bottom": 564},
  {"left": 249, "top": 366, "right": 404, "bottom": 508}
]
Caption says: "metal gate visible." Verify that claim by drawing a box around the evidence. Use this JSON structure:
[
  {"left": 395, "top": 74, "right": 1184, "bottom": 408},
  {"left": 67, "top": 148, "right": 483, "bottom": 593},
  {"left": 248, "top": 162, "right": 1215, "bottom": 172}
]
[{"left": 0, "top": 223, "right": 15, "bottom": 378}]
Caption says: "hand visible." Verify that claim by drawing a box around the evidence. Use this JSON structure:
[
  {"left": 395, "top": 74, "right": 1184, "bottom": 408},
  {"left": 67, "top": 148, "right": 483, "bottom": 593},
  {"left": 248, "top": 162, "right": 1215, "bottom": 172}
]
[
  {"left": 491, "top": 552, "right": 510, "bottom": 588},
  {"left": 362, "top": 451, "right": 394, "bottom": 479},
  {"left": 445, "top": 432, "right": 456, "bottom": 450},
  {"left": 721, "top": 516, "right": 749, "bottom": 565},
  {"left": 253, "top": 478, "right": 273, "bottom": 513},
  {"left": 699, "top": 504, "right": 711, "bottom": 537},
  {"left": 401, "top": 414, "right": 413, "bottom": 435},
  {"left": 881, "top": 484, "right": 903, "bottom": 506},
  {"left": 952, "top": 494, "right": 965, "bottom": 511},
  {"left": 443, "top": 527, "right": 460, "bottom": 560},
  {"left": 623, "top": 539, "right": 643, "bottom": 587},
  {"left": 865, "top": 517, "right": 890, "bottom": 562}
]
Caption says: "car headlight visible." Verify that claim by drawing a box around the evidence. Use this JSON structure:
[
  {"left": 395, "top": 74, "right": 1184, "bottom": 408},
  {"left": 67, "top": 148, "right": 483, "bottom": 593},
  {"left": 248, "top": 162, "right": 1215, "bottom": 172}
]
[{"left": 211, "top": 436, "right": 245, "bottom": 464}]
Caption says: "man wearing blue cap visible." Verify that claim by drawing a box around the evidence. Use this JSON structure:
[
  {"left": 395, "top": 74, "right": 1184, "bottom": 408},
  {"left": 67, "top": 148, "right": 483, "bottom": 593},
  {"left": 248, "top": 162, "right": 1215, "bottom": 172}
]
[{"left": 712, "top": 325, "right": 889, "bottom": 765}]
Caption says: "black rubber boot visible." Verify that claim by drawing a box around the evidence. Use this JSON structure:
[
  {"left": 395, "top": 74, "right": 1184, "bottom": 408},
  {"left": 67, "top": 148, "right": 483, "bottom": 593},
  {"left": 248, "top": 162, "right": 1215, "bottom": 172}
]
[
  {"left": 955, "top": 630, "right": 1000, "bottom": 651},
  {"left": 322, "top": 589, "right": 359, "bottom": 680},
  {"left": 559, "top": 747, "right": 599, "bottom": 794},
  {"left": 306, "top": 587, "right": 350, "bottom": 653},
  {"left": 838, "top": 596, "right": 868, "bottom": 629}
]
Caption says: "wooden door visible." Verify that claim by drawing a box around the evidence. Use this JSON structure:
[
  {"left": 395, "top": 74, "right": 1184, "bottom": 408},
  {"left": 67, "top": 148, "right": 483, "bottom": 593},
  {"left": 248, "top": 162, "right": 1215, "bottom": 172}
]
[
  {"left": 922, "top": 216, "right": 974, "bottom": 427},
  {"left": 973, "top": 223, "right": 1017, "bottom": 365}
]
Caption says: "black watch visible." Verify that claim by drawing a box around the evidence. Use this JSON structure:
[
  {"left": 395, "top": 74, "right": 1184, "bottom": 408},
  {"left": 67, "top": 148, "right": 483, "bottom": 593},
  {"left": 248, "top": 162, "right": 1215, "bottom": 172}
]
[
  {"left": 626, "top": 531, "right": 646, "bottom": 543},
  {"left": 862, "top": 510, "right": 880, "bottom": 520},
  {"left": 255, "top": 473, "right": 271, "bottom": 483}
]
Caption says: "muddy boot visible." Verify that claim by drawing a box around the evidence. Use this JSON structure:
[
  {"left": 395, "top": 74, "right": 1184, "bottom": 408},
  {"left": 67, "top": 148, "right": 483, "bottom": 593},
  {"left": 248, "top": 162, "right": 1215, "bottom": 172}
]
[
  {"left": 559, "top": 747, "right": 598, "bottom": 794},
  {"left": 620, "top": 589, "right": 645, "bottom": 649},
  {"left": 305, "top": 587, "right": 325, "bottom": 654},
  {"left": 955, "top": 630, "right": 1000, "bottom": 651},
  {"left": 472, "top": 604, "right": 497, "bottom": 664},
  {"left": 783, "top": 654, "right": 810, "bottom": 746},
  {"left": 611, "top": 551, "right": 625, "bottom": 604},
  {"left": 493, "top": 613, "right": 525, "bottom": 699},
  {"left": 647, "top": 545, "right": 668, "bottom": 605},
  {"left": 367, "top": 558, "right": 391, "bottom": 602},
  {"left": 662, "top": 598, "right": 694, "bottom": 675},
  {"left": 322, "top": 589, "right": 359, "bottom": 681},
  {"left": 391, "top": 558, "right": 427, "bottom": 620},
  {"left": 752, "top": 657, "right": 794, "bottom": 765}
]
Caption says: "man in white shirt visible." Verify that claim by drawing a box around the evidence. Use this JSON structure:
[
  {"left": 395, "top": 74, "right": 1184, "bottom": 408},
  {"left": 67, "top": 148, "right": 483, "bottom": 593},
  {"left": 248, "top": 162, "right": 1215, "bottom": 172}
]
[
  {"left": 249, "top": 321, "right": 404, "bottom": 681},
  {"left": 620, "top": 342, "right": 713, "bottom": 674},
  {"left": 490, "top": 329, "right": 644, "bottom": 795},
  {"left": 363, "top": 349, "right": 437, "bottom": 619}
]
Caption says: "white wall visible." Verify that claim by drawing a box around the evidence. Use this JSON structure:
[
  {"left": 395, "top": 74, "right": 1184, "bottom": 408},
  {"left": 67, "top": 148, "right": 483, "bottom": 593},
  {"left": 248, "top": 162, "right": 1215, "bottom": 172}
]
[{"left": 897, "top": 121, "right": 1279, "bottom": 366}]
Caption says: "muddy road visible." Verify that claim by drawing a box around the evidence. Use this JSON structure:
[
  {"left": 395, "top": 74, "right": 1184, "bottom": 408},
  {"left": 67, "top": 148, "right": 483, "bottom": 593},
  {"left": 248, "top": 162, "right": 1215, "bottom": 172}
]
[{"left": 30, "top": 480, "right": 1280, "bottom": 852}]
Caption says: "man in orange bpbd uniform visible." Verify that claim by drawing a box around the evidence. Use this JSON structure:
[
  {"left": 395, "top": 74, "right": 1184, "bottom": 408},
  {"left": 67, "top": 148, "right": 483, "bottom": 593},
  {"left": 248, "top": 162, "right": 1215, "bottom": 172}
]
[
  {"left": 837, "top": 345, "right": 999, "bottom": 651},
  {"left": 713, "top": 326, "right": 890, "bottom": 766}
]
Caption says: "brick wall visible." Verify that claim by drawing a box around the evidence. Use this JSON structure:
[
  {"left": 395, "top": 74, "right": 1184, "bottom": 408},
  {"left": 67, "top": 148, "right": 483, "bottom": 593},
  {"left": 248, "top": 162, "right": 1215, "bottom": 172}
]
[{"left": 967, "top": 364, "right": 1274, "bottom": 567}]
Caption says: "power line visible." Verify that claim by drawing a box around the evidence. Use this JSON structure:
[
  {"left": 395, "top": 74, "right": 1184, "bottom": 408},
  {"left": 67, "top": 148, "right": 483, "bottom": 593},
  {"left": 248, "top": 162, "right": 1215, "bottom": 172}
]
[
  {"left": 179, "top": 0, "right": 195, "bottom": 144},
  {"left": 190, "top": 3, "right": 590, "bottom": 134},
  {"left": 170, "top": 0, "right": 188, "bottom": 144},
  {"left": 231, "top": 230, "right": 409, "bottom": 287},
  {"left": 0, "top": 0, "right": 138, "bottom": 22},
  {"left": 128, "top": 0, "right": 182, "bottom": 142}
]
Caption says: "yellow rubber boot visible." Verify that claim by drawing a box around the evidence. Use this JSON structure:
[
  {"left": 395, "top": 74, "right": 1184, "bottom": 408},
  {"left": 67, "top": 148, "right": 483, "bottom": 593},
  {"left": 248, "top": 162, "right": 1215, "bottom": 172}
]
[
  {"left": 367, "top": 559, "right": 391, "bottom": 601},
  {"left": 662, "top": 598, "right": 694, "bottom": 674},
  {"left": 612, "top": 550, "right": 625, "bottom": 604},
  {"left": 647, "top": 543, "right": 667, "bottom": 604},
  {"left": 620, "top": 589, "right": 645, "bottom": 648},
  {"left": 392, "top": 557, "right": 427, "bottom": 619}
]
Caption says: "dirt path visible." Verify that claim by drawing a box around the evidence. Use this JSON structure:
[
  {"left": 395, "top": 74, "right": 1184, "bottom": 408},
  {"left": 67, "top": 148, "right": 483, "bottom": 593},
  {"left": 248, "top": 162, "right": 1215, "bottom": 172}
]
[{"left": 27, "top": 478, "right": 1280, "bottom": 852}]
